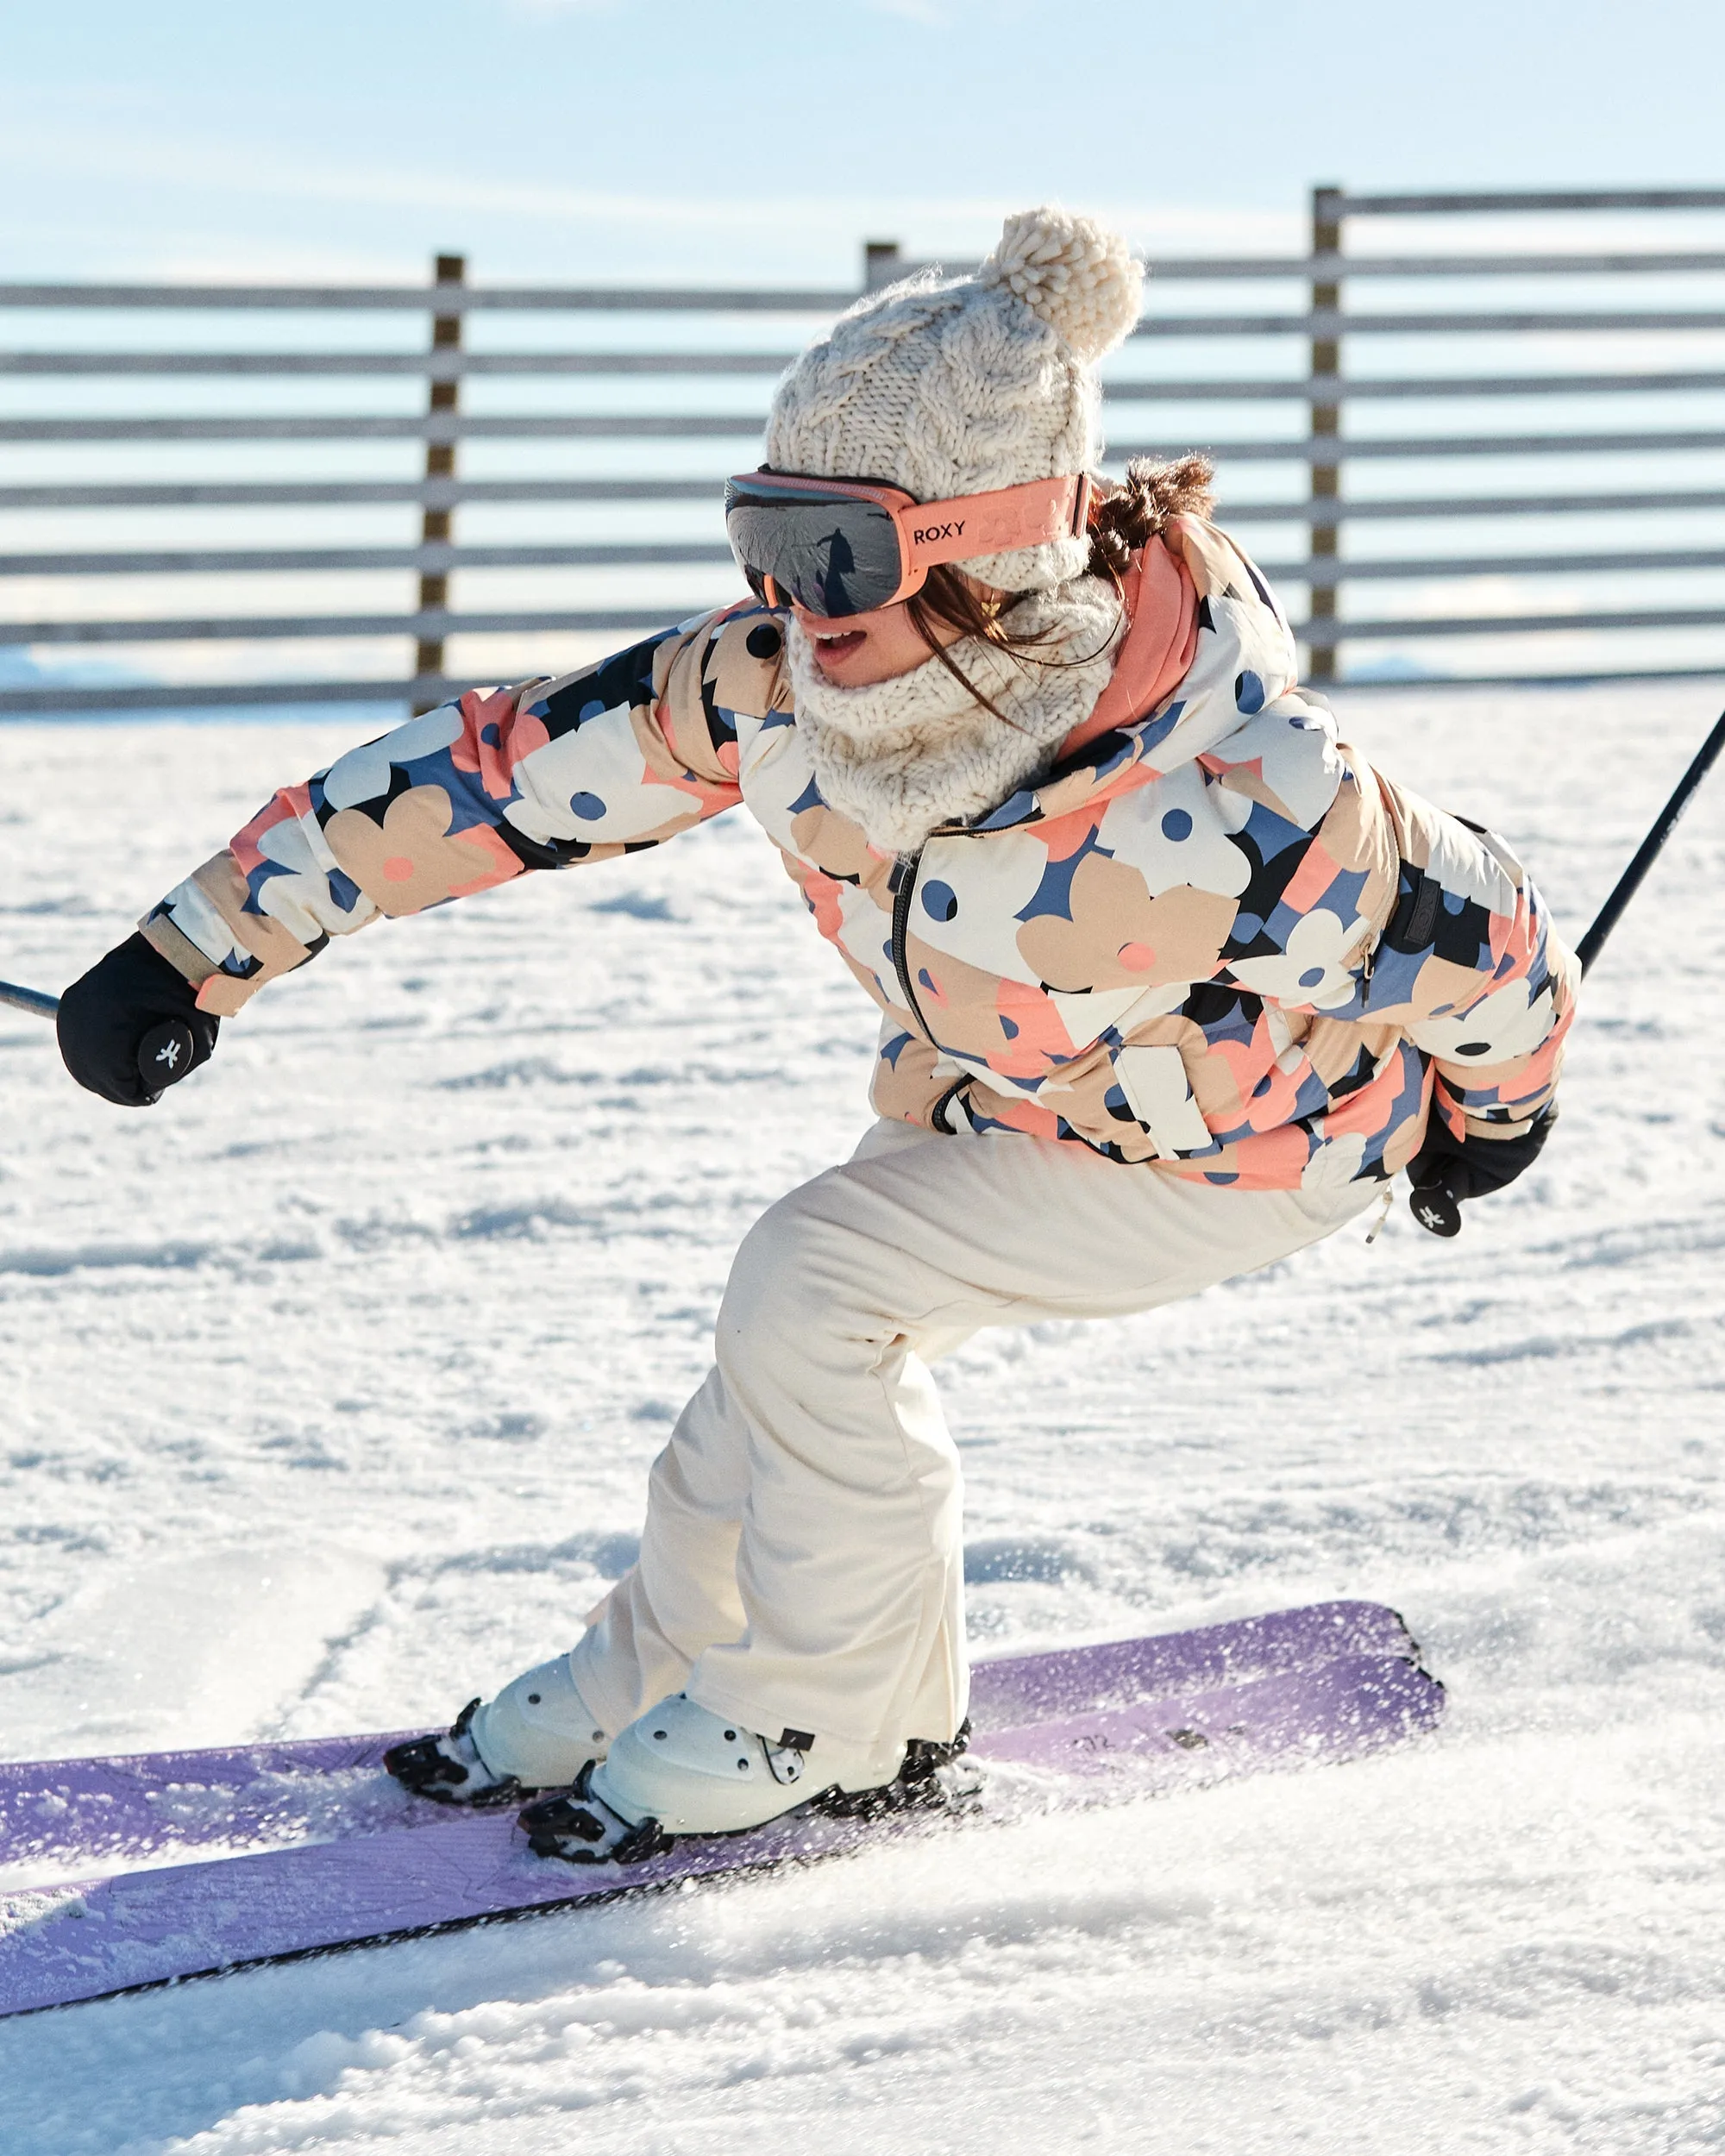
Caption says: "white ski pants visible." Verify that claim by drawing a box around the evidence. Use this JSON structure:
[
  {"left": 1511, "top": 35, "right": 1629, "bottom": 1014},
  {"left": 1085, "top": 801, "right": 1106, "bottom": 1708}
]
[{"left": 569, "top": 1120, "right": 1376, "bottom": 1752}]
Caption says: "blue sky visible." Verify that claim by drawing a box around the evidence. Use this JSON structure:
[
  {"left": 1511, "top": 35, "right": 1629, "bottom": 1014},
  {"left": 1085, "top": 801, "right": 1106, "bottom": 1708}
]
[{"left": 6, "top": 0, "right": 1725, "bottom": 282}]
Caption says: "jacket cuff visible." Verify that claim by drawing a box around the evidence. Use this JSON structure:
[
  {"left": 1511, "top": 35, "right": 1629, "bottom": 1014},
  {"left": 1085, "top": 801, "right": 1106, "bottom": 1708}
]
[{"left": 137, "top": 908, "right": 218, "bottom": 992}]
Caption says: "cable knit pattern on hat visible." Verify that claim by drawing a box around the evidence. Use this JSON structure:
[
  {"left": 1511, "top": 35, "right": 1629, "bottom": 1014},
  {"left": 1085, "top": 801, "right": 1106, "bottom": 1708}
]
[
  {"left": 766, "top": 208, "right": 1144, "bottom": 592},
  {"left": 786, "top": 579, "right": 1123, "bottom": 855}
]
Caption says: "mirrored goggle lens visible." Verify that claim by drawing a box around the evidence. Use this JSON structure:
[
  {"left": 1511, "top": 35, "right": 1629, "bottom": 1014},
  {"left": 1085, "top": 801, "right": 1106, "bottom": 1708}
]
[{"left": 724, "top": 482, "right": 904, "bottom": 617}]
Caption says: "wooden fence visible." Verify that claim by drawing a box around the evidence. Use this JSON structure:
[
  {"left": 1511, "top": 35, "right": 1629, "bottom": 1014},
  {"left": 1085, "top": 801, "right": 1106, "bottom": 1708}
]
[{"left": 8, "top": 185, "right": 1725, "bottom": 715}]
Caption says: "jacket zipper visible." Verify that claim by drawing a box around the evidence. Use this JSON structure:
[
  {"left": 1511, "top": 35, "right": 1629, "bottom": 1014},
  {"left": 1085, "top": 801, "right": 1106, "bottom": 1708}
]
[
  {"left": 889, "top": 847, "right": 933, "bottom": 1042},
  {"left": 894, "top": 839, "right": 976, "bottom": 1132}
]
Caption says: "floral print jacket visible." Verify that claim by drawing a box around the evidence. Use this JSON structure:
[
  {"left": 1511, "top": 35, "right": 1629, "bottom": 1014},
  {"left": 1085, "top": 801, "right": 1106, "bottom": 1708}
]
[{"left": 141, "top": 517, "right": 1577, "bottom": 1193}]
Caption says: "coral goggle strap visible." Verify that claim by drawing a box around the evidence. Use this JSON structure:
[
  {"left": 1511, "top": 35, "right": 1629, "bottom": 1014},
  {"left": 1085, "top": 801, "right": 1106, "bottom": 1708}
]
[
  {"left": 898, "top": 473, "right": 1093, "bottom": 580},
  {"left": 728, "top": 470, "right": 1091, "bottom": 612}
]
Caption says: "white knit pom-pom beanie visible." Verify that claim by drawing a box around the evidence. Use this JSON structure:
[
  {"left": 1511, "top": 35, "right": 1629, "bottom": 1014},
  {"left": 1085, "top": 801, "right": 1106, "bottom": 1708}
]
[{"left": 764, "top": 207, "right": 1144, "bottom": 592}]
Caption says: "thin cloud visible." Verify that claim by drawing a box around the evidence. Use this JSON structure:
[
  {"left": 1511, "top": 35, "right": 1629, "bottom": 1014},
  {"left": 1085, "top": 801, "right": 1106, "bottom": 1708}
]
[{"left": 0, "top": 110, "right": 1297, "bottom": 255}]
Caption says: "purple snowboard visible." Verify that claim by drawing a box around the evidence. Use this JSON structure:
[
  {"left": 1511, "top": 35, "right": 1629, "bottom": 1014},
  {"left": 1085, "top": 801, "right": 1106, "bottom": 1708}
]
[
  {"left": 0, "top": 1604, "right": 1442, "bottom": 2017},
  {"left": 0, "top": 1599, "right": 1413, "bottom": 1878}
]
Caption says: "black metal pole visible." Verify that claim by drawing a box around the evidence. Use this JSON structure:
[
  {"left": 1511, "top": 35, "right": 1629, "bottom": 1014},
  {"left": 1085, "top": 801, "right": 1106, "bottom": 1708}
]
[
  {"left": 0, "top": 979, "right": 58, "bottom": 1018},
  {"left": 1574, "top": 705, "right": 1725, "bottom": 975}
]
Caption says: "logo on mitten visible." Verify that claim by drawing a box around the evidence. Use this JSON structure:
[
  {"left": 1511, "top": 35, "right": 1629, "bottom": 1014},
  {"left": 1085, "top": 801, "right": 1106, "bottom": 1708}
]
[{"left": 155, "top": 1038, "right": 185, "bottom": 1070}]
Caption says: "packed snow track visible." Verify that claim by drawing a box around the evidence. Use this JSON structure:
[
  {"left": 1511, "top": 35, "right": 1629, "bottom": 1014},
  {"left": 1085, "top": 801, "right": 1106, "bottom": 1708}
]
[{"left": 1, "top": 683, "right": 1722, "bottom": 2153}]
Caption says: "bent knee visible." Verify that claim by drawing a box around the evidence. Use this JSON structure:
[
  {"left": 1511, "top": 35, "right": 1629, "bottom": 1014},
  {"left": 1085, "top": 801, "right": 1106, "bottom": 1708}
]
[{"left": 718, "top": 1175, "right": 892, "bottom": 1359}]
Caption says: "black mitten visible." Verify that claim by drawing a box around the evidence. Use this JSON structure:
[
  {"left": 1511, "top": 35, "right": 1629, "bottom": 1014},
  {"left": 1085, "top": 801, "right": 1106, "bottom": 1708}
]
[
  {"left": 1407, "top": 1103, "right": 1558, "bottom": 1238},
  {"left": 57, "top": 932, "right": 220, "bottom": 1106}
]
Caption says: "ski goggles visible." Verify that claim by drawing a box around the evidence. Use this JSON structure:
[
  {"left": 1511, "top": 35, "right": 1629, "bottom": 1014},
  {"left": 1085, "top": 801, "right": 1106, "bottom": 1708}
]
[{"left": 723, "top": 468, "right": 1093, "bottom": 618}]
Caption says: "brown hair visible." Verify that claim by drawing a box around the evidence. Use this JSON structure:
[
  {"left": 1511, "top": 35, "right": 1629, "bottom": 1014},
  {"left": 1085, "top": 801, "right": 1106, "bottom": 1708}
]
[
  {"left": 1084, "top": 453, "right": 1214, "bottom": 584},
  {"left": 905, "top": 454, "right": 1215, "bottom": 723}
]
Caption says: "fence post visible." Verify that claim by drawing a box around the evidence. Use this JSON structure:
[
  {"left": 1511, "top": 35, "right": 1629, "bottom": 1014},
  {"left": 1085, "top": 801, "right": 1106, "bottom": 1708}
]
[
  {"left": 413, "top": 252, "right": 464, "bottom": 714},
  {"left": 1307, "top": 186, "right": 1343, "bottom": 686},
  {"left": 863, "top": 240, "right": 901, "bottom": 292}
]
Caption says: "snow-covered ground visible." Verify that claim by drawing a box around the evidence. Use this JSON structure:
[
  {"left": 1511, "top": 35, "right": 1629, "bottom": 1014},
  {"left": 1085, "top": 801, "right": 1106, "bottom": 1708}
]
[{"left": 0, "top": 682, "right": 1722, "bottom": 2154}]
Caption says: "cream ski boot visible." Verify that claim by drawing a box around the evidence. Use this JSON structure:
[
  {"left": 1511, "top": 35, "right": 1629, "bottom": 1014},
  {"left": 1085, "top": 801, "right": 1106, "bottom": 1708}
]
[
  {"left": 384, "top": 1655, "right": 611, "bottom": 1807},
  {"left": 518, "top": 1694, "right": 971, "bottom": 1863}
]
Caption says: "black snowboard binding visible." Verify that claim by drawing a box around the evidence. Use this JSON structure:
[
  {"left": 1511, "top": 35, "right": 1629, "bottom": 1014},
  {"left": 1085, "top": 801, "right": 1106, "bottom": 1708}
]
[
  {"left": 814, "top": 1720, "right": 977, "bottom": 1821},
  {"left": 384, "top": 1697, "right": 527, "bottom": 1809},
  {"left": 518, "top": 1764, "right": 673, "bottom": 1866}
]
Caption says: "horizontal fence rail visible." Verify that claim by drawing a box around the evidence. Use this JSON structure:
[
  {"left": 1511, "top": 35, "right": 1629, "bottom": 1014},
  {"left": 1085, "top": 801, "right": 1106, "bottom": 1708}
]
[
  {"left": 19, "top": 600, "right": 1725, "bottom": 650},
  {"left": 14, "top": 608, "right": 693, "bottom": 643},
  {"left": 11, "top": 191, "right": 1725, "bottom": 712},
  {"left": 21, "top": 248, "right": 1725, "bottom": 303},
  {"left": 15, "top": 543, "right": 1725, "bottom": 586},
  {"left": 19, "top": 421, "right": 1725, "bottom": 459},
  {"left": 0, "top": 480, "right": 723, "bottom": 507},
  {"left": 12, "top": 483, "right": 1725, "bottom": 522},
  {"left": 0, "top": 543, "right": 740, "bottom": 575}
]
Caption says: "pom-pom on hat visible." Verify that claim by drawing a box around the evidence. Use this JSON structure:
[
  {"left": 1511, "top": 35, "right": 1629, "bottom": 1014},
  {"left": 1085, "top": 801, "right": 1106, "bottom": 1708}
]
[{"left": 764, "top": 207, "right": 1144, "bottom": 594}]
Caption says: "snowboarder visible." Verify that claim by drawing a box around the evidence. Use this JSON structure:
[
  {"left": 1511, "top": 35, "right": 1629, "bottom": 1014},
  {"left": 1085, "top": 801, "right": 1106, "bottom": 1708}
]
[{"left": 54, "top": 209, "right": 1577, "bottom": 1856}]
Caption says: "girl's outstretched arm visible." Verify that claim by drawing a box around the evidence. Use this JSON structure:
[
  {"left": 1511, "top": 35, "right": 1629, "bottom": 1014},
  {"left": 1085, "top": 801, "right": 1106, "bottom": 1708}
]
[{"left": 59, "top": 605, "right": 785, "bottom": 1100}]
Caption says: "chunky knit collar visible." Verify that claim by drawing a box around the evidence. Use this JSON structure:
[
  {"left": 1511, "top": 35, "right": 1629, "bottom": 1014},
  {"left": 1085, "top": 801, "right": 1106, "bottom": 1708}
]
[{"left": 786, "top": 578, "right": 1123, "bottom": 855}]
